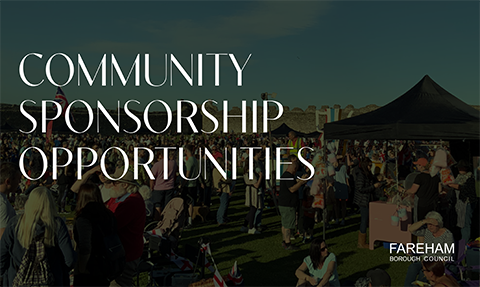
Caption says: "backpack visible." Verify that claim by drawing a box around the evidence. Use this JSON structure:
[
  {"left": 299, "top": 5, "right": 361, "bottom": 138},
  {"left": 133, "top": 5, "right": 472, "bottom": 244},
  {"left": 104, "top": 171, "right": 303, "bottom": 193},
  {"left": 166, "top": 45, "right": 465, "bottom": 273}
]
[
  {"left": 12, "top": 233, "right": 55, "bottom": 287},
  {"left": 96, "top": 224, "right": 126, "bottom": 282}
]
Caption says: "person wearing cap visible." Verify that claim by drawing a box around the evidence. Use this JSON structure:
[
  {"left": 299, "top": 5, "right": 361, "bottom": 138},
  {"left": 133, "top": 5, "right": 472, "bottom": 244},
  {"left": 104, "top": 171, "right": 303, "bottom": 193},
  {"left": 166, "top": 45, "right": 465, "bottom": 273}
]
[
  {"left": 104, "top": 168, "right": 146, "bottom": 287},
  {"left": 400, "top": 158, "right": 441, "bottom": 226},
  {"left": 447, "top": 159, "right": 477, "bottom": 242},
  {"left": 355, "top": 269, "right": 391, "bottom": 287}
]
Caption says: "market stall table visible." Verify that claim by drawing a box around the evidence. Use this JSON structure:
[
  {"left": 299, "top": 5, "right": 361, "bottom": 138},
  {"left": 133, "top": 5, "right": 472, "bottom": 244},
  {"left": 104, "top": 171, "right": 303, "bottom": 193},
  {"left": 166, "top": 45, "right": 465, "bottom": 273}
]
[{"left": 369, "top": 201, "right": 413, "bottom": 250}]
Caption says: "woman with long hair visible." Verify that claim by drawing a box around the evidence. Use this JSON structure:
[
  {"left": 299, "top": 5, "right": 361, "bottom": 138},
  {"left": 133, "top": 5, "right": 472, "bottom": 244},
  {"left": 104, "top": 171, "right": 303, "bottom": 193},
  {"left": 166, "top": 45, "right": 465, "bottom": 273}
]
[
  {"left": 353, "top": 158, "right": 387, "bottom": 248},
  {"left": 213, "top": 157, "right": 232, "bottom": 227},
  {"left": 73, "top": 182, "right": 117, "bottom": 286},
  {"left": 421, "top": 259, "right": 459, "bottom": 287},
  {"left": 295, "top": 238, "right": 340, "bottom": 286},
  {"left": 0, "top": 187, "right": 76, "bottom": 286}
]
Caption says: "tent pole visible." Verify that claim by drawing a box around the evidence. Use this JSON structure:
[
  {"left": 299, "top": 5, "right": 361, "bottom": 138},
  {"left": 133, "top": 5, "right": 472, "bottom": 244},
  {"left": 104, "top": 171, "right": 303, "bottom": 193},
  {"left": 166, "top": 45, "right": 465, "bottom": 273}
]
[
  {"left": 395, "top": 139, "right": 399, "bottom": 191},
  {"left": 323, "top": 140, "right": 327, "bottom": 241}
]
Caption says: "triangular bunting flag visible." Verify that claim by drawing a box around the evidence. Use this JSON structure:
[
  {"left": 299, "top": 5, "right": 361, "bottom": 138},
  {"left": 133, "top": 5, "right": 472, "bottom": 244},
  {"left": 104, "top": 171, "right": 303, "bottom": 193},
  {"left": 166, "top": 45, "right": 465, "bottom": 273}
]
[{"left": 227, "top": 261, "right": 244, "bottom": 286}]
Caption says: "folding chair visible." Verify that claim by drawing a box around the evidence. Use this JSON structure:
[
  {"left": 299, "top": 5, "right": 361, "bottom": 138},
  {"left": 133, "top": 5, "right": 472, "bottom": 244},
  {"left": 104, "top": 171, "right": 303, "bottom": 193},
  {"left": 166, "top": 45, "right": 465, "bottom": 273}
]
[{"left": 446, "top": 241, "right": 480, "bottom": 285}]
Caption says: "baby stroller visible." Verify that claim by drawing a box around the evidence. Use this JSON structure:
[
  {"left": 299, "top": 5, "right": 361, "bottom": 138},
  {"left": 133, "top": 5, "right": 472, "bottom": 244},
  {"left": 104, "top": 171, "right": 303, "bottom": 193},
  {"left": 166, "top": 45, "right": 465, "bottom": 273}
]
[
  {"left": 135, "top": 197, "right": 188, "bottom": 286},
  {"left": 144, "top": 197, "right": 187, "bottom": 254}
]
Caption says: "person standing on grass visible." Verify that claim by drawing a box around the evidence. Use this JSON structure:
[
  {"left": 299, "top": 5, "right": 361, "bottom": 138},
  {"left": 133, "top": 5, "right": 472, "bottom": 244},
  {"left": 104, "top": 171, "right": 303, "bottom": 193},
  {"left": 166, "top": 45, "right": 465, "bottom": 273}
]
[
  {"left": 241, "top": 155, "right": 263, "bottom": 234},
  {"left": 212, "top": 157, "right": 232, "bottom": 227},
  {"left": 0, "top": 162, "right": 21, "bottom": 241},
  {"left": 56, "top": 141, "right": 73, "bottom": 214},
  {"left": 198, "top": 150, "right": 214, "bottom": 208},
  {"left": 183, "top": 144, "right": 200, "bottom": 228},
  {"left": 332, "top": 160, "right": 349, "bottom": 226},
  {"left": 74, "top": 182, "right": 117, "bottom": 286},
  {"left": 253, "top": 149, "right": 266, "bottom": 231},
  {"left": 278, "top": 158, "right": 309, "bottom": 250},
  {"left": 354, "top": 158, "right": 389, "bottom": 249},
  {"left": 447, "top": 159, "right": 477, "bottom": 242},
  {"left": 0, "top": 162, "right": 22, "bottom": 286},
  {"left": 0, "top": 187, "right": 76, "bottom": 286},
  {"left": 104, "top": 169, "right": 146, "bottom": 287}
]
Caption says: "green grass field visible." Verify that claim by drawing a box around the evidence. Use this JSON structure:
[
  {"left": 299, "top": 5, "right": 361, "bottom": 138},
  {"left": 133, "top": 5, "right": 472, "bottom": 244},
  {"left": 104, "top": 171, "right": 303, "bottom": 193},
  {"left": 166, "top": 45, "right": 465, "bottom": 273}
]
[
  {"left": 169, "top": 180, "right": 411, "bottom": 287},
  {"left": 56, "top": 177, "right": 480, "bottom": 286}
]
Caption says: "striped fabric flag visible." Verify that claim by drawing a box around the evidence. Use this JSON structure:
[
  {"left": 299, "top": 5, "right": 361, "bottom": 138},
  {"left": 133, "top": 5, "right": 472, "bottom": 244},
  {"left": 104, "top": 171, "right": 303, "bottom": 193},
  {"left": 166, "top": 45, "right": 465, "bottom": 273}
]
[
  {"left": 200, "top": 243, "right": 212, "bottom": 255},
  {"left": 204, "top": 257, "right": 215, "bottom": 273},
  {"left": 214, "top": 269, "right": 226, "bottom": 287},
  {"left": 200, "top": 243, "right": 215, "bottom": 272},
  {"left": 227, "top": 261, "right": 244, "bottom": 286},
  {"left": 324, "top": 108, "right": 342, "bottom": 123}
]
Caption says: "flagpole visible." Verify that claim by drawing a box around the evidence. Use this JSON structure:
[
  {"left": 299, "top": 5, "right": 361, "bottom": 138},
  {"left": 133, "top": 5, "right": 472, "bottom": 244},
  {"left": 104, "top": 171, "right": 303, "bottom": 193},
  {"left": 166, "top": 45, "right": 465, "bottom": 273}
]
[{"left": 194, "top": 247, "right": 204, "bottom": 279}]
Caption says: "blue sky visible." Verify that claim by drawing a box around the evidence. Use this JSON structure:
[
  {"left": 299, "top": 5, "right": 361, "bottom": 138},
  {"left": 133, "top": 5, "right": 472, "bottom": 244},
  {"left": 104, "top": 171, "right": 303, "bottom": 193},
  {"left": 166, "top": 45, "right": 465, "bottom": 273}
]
[{"left": 1, "top": 0, "right": 478, "bottom": 111}]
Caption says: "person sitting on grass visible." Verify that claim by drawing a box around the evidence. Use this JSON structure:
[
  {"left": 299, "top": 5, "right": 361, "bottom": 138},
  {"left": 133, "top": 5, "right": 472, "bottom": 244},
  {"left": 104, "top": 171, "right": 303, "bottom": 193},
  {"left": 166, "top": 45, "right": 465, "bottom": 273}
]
[
  {"left": 295, "top": 238, "right": 340, "bottom": 287},
  {"left": 404, "top": 211, "right": 454, "bottom": 286},
  {"left": 421, "top": 259, "right": 459, "bottom": 287}
]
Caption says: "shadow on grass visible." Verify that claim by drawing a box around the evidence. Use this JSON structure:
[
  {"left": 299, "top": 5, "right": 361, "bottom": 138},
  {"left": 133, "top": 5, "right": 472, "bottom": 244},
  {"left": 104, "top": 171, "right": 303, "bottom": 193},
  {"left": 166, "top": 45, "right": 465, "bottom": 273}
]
[
  {"left": 311, "top": 216, "right": 360, "bottom": 241},
  {"left": 235, "top": 250, "right": 308, "bottom": 286}
]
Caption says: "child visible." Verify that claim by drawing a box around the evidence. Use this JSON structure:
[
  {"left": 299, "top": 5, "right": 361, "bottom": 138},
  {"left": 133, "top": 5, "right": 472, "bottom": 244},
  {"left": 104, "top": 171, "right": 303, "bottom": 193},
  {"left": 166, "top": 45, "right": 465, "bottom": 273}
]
[
  {"left": 302, "top": 186, "right": 315, "bottom": 243},
  {"left": 14, "top": 194, "right": 28, "bottom": 215},
  {"left": 374, "top": 173, "right": 386, "bottom": 201}
]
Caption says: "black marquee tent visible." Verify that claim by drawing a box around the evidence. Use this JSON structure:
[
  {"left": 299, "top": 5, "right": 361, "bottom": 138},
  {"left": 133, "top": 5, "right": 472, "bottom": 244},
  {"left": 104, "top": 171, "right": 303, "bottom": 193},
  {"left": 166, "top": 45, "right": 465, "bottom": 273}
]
[
  {"left": 0, "top": 122, "right": 16, "bottom": 132},
  {"left": 322, "top": 75, "right": 480, "bottom": 241},
  {"left": 269, "top": 123, "right": 321, "bottom": 138},
  {"left": 324, "top": 75, "right": 480, "bottom": 140}
]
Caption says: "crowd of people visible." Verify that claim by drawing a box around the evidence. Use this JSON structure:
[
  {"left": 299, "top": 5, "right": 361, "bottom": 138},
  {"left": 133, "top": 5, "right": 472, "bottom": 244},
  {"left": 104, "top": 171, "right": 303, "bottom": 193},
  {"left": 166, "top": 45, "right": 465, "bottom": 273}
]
[{"left": 0, "top": 130, "right": 478, "bottom": 286}]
